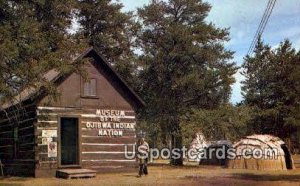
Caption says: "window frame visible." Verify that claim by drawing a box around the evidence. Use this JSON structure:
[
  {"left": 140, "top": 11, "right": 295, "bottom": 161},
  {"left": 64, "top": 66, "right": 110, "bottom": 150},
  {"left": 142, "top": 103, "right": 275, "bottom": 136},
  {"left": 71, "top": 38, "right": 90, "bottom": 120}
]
[{"left": 81, "top": 77, "right": 99, "bottom": 99}]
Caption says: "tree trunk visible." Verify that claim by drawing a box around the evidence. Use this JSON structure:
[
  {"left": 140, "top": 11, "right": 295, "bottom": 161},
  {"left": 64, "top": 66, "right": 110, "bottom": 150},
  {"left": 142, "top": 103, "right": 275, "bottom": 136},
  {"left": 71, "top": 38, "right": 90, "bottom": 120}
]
[{"left": 170, "top": 130, "right": 183, "bottom": 166}]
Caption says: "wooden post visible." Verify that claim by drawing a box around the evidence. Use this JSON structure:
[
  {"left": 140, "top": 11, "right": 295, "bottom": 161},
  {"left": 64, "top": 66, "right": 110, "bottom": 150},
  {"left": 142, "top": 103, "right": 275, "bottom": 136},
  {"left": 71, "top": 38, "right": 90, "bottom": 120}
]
[{"left": 0, "top": 160, "right": 3, "bottom": 177}]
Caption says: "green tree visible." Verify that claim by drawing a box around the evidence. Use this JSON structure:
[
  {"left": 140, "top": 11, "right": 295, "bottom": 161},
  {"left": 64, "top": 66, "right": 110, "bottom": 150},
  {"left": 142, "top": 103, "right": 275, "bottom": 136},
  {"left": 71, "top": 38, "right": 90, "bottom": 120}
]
[
  {"left": 181, "top": 105, "right": 252, "bottom": 146},
  {"left": 0, "top": 0, "right": 82, "bottom": 104},
  {"left": 137, "top": 0, "right": 237, "bottom": 165},
  {"left": 76, "top": 0, "right": 139, "bottom": 86},
  {"left": 242, "top": 38, "right": 300, "bottom": 143}
]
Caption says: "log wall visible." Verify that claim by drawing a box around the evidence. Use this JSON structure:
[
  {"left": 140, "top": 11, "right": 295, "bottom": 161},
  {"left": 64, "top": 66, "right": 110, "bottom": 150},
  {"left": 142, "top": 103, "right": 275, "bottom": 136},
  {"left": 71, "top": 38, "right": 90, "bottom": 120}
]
[
  {"left": 35, "top": 106, "right": 137, "bottom": 177},
  {"left": 0, "top": 102, "right": 36, "bottom": 176}
]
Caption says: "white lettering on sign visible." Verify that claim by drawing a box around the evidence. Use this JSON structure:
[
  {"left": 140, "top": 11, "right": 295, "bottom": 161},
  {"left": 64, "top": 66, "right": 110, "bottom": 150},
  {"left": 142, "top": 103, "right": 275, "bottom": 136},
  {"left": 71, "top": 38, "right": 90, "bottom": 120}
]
[
  {"left": 94, "top": 110, "right": 127, "bottom": 122},
  {"left": 85, "top": 109, "right": 135, "bottom": 137},
  {"left": 98, "top": 130, "right": 123, "bottom": 136},
  {"left": 96, "top": 109, "right": 125, "bottom": 117},
  {"left": 86, "top": 122, "right": 135, "bottom": 130}
]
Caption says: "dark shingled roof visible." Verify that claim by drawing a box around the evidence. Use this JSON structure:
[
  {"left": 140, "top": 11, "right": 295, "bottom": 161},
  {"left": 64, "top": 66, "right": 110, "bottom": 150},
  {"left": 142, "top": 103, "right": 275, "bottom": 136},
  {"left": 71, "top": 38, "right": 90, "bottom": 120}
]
[{"left": 0, "top": 47, "right": 145, "bottom": 110}]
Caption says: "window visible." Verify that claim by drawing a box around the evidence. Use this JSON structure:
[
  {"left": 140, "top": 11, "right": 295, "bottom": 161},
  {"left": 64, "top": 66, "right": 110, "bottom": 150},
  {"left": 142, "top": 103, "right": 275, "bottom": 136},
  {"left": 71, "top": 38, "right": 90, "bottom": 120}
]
[{"left": 83, "top": 78, "right": 97, "bottom": 97}]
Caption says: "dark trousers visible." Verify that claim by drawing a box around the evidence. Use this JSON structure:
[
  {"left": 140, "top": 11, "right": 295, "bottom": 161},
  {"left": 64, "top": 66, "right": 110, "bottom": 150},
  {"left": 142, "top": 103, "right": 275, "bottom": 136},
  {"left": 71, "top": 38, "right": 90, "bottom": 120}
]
[{"left": 139, "top": 159, "right": 148, "bottom": 176}]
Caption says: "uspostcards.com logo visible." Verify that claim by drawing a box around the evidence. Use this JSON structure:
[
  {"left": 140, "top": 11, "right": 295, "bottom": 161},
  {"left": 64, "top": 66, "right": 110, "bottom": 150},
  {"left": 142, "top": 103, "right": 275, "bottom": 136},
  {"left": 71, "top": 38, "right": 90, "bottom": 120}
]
[{"left": 123, "top": 145, "right": 280, "bottom": 161}]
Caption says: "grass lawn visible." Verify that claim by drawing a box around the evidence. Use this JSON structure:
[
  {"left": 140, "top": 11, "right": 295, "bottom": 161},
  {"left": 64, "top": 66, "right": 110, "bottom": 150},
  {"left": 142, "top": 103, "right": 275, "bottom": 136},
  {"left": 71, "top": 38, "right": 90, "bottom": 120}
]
[{"left": 0, "top": 156, "right": 299, "bottom": 186}]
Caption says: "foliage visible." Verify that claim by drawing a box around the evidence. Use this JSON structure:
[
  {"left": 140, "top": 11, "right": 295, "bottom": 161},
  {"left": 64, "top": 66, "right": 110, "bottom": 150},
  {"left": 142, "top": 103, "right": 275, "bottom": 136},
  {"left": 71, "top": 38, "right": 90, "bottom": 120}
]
[
  {"left": 242, "top": 38, "right": 300, "bottom": 141},
  {"left": 136, "top": 119, "right": 164, "bottom": 149},
  {"left": 75, "top": 0, "right": 140, "bottom": 87},
  {"left": 0, "top": 0, "right": 84, "bottom": 104},
  {"left": 137, "top": 0, "right": 237, "bottom": 164},
  {"left": 180, "top": 105, "right": 252, "bottom": 146}
]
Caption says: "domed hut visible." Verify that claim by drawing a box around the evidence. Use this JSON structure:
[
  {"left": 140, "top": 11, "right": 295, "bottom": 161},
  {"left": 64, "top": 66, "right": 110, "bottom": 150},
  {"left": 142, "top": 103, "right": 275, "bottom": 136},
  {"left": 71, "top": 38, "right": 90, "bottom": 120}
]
[
  {"left": 226, "top": 134, "right": 295, "bottom": 170},
  {"left": 199, "top": 140, "right": 232, "bottom": 166}
]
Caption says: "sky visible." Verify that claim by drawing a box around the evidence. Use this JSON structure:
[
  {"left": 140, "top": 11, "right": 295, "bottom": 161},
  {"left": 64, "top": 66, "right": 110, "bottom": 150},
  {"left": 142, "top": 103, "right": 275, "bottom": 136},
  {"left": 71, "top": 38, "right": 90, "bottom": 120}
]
[{"left": 120, "top": 0, "right": 300, "bottom": 104}]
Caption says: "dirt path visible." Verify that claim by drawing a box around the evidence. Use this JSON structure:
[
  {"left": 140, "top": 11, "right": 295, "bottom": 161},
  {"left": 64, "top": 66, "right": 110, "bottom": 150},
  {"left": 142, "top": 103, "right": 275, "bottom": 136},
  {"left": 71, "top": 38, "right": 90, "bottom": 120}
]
[{"left": 1, "top": 165, "right": 300, "bottom": 186}]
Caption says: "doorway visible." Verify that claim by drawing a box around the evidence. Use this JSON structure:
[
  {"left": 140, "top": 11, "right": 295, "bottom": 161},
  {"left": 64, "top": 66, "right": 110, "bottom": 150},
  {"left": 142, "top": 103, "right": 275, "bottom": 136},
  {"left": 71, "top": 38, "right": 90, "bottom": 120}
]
[
  {"left": 60, "top": 117, "right": 79, "bottom": 166},
  {"left": 281, "top": 144, "right": 293, "bottom": 169}
]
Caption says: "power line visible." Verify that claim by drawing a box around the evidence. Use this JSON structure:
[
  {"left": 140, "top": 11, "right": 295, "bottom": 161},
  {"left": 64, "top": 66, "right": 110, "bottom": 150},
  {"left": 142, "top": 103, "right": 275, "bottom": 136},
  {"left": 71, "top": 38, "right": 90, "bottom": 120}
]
[
  {"left": 247, "top": 0, "right": 272, "bottom": 55},
  {"left": 247, "top": 0, "right": 276, "bottom": 55},
  {"left": 260, "top": 0, "right": 276, "bottom": 37},
  {"left": 247, "top": 0, "right": 277, "bottom": 56}
]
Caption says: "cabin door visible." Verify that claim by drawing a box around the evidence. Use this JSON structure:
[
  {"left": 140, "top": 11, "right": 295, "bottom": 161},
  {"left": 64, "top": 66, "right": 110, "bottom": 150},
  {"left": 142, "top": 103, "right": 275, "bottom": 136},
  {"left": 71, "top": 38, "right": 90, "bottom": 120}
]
[{"left": 60, "top": 117, "right": 79, "bottom": 166}]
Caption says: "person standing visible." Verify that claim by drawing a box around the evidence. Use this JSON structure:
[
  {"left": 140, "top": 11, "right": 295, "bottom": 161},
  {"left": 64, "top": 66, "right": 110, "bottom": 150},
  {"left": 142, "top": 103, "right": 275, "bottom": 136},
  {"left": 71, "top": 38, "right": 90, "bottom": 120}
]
[{"left": 137, "top": 138, "right": 149, "bottom": 177}]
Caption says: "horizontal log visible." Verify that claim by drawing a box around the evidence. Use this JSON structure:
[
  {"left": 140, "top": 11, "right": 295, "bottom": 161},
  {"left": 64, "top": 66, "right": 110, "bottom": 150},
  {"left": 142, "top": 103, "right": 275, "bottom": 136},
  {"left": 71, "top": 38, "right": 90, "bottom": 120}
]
[
  {"left": 1, "top": 102, "right": 36, "bottom": 112},
  {"left": 19, "top": 134, "right": 35, "bottom": 139},
  {"left": 37, "top": 115, "right": 58, "bottom": 121},
  {"left": 82, "top": 145, "right": 134, "bottom": 152},
  {"left": 82, "top": 151, "right": 135, "bottom": 154},
  {"left": 0, "top": 147, "right": 13, "bottom": 154},
  {"left": 18, "top": 124, "right": 34, "bottom": 135},
  {"left": 0, "top": 118, "right": 35, "bottom": 135},
  {"left": 37, "top": 114, "right": 136, "bottom": 121},
  {"left": 37, "top": 127, "right": 58, "bottom": 130},
  {"left": 35, "top": 116, "right": 136, "bottom": 126},
  {"left": 19, "top": 145, "right": 34, "bottom": 152},
  {"left": 35, "top": 119, "right": 136, "bottom": 128},
  {"left": 19, "top": 135, "right": 34, "bottom": 144},
  {"left": 37, "top": 107, "right": 135, "bottom": 115},
  {"left": 35, "top": 143, "right": 135, "bottom": 153},
  {"left": 3, "top": 162, "right": 35, "bottom": 176},
  {"left": 18, "top": 117, "right": 36, "bottom": 126},
  {"left": 19, "top": 142, "right": 34, "bottom": 147},
  {"left": 19, "top": 128, "right": 34, "bottom": 137},
  {"left": 37, "top": 107, "right": 80, "bottom": 112},
  {"left": 3, "top": 159, "right": 35, "bottom": 163},
  {"left": 81, "top": 160, "right": 136, "bottom": 167},
  {"left": 82, "top": 166, "right": 137, "bottom": 173},
  {"left": 81, "top": 129, "right": 136, "bottom": 136},
  {"left": 0, "top": 124, "right": 13, "bottom": 131},
  {"left": 3, "top": 163, "right": 35, "bottom": 167},
  {"left": 0, "top": 145, "right": 13, "bottom": 149},
  {"left": 81, "top": 136, "right": 136, "bottom": 144},
  {"left": 37, "top": 120, "right": 57, "bottom": 124},
  {"left": 0, "top": 138, "right": 14, "bottom": 146},
  {"left": 37, "top": 161, "right": 57, "bottom": 164},
  {"left": 81, "top": 153, "right": 133, "bottom": 160},
  {"left": 0, "top": 130, "right": 12, "bottom": 135},
  {"left": 2, "top": 103, "right": 36, "bottom": 113},
  {"left": 0, "top": 131, "right": 13, "bottom": 138},
  {"left": 36, "top": 161, "right": 58, "bottom": 169},
  {"left": 18, "top": 151, "right": 35, "bottom": 159},
  {"left": 0, "top": 153, "right": 14, "bottom": 159},
  {"left": 36, "top": 122, "right": 58, "bottom": 128},
  {"left": 81, "top": 159, "right": 136, "bottom": 162},
  {"left": 0, "top": 110, "right": 36, "bottom": 124},
  {"left": 82, "top": 165, "right": 134, "bottom": 170},
  {"left": 82, "top": 143, "right": 136, "bottom": 146},
  {"left": 38, "top": 154, "right": 57, "bottom": 162}
]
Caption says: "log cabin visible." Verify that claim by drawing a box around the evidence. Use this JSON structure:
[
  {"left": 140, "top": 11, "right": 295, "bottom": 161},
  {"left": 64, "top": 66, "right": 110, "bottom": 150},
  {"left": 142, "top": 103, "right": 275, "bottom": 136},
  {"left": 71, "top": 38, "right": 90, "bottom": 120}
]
[{"left": 0, "top": 48, "right": 145, "bottom": 177}]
